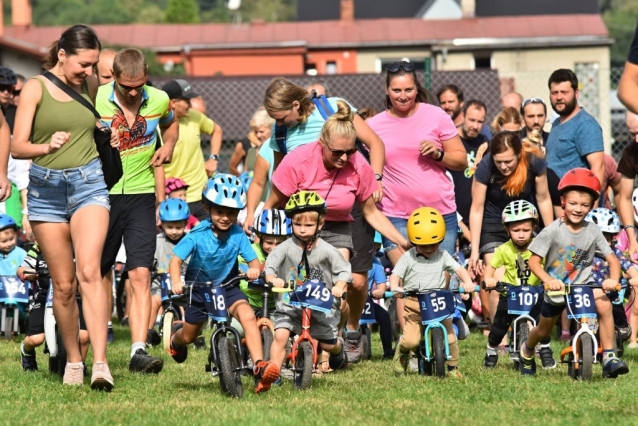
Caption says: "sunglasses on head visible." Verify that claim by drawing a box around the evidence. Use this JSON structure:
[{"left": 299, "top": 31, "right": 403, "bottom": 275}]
[
  {"left": 387, "top": 61, "right": 415, "bottom": 73},
  {"left": 117, "top": 80, "right": 146, "bottom": 92},
  {"left": 324, "top": 139, "right": 357, "bottom": 157},
  {"left": 522, "top": 97, "right": 545, "bottom": 108}
]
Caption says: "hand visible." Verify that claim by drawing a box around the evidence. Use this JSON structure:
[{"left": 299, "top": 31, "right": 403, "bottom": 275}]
[
  {"left": 151, "top": 145, "right": 173, "bottom": 167},
  {"left": 390, "top": 287, "right": 404, "bottom": 298},
  {"left": 602, "top": 279, "right": 619, "bottom": 292},
  {"left": 469, "top": 252, "right": 484, "bottom": 277},
  {"left": 155, "top": 204, "right": 161, "bottom": 228},
  {"left": 243, "top": 212, "right": 255, "bottom": 236},
  {"left": 109, "top": 129, "right": 120, "bottom": 149},
  {"left": 22, "top": 216, "right": 33, "bottom": 241},
  {"left": 460, "top": 293, "right": 470, "bottom": 301},
  {"left": 272, "top": 277, "right": 285, "bottom": 288},
  {"left": 545, "top": 279, "right": 564, "bottom": 291},
  {"left": 246, "top": 268, "right": 260, "bottom": 281},
  {"left": 629, "top": 239, "right": 638, "bottom": 265},
  {"left": 372, "top": 181, "right": 383, "bottom": 203},
  {"left": 400, "top": 237, "right": 412, "bottom": 252},
  {"left": 461, "top": 281, "right": 475, "bottom": 294},
  {"left": 332, "top": 285, "right": 344, "bottom": 298},
  {"left": 418, "top": 140, "right": 441, "bottom": 160},
  {"left": 0, "top": 174, "right": 11, "bottom": 202},
  {"left": 371, "top": 289, "right": 384, "bottom": 300},
  {"left": 172, "top": 280, "right": 184, "bottom": 295},
  {"left": 484, "top": 278, "right": 497, "bottom": 289},
  {"left": 48, "top": 132, "right": 71, "bottom": 154},
  {"left": 205, "top": 158, "right": 218, "bottom": 177},
  {"left": 629, "top": 277, "right": 638, "bottom": 287}
]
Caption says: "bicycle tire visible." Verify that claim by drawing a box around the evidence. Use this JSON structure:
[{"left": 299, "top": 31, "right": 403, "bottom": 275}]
[
  {"left": 578, "top": 333, "right": 594, "bottom": 381},
  {"left": 162, "top": 311, "right": 174, "bottom": 352},
  {"left": 56, "top": 329, "right": 67, "bottom": 378},
  {"left": 432, "top": 328, "right": 446, "bottom": 378},
  {"left": 261, "top": 328, "right": 273, "bottom": 361},
  {"left": 363, "top": 326, "right": 372, "bottom": 360},
  {"left": 615, "top": 329, "right": 624, "bottom": 358},
  {"left": 115, "top": 276, "right": 126, "bottom": 323},
  {"left": 4, "top": 315, "right": 12, "bottom": 341},
  {"left": 515, "top": 322, "right": 530, "bottom": 369},
  {"left": 217, "top": 336, "right": 244, "bottom": 398},
  {"left": 387, "top": 298, "right": 401, "bottom": 343},
  {"left": 293, "top": 341, "right": 313, "bottom": 390}
]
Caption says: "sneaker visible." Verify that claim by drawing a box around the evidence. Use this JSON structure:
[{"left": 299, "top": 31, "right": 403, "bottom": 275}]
[
  {"left": 90, "top": 362, "right": 114, "bottom": 392},
  {"left": 628, "top": 342, "right": 638, "bottom": 349},
  {"left": 539, "top": 346, "right": 556, "bottom": 369},
  {"left": 107, "top": 327, "right": 114, "bottom": 344},
  {"left": 129, "top": 349, "right": 164, "bottom": 373},
  {"left": 447, "top": 366, "right": 462, "bottom": 378},
  {"left": 602, "top": 355, "right": 629, "bottom": 378},
  {"left": 253, "top": 360, "right": 280, "bottom": 393},
  {"left": 393, "top": 345, "right": 409, "bottom": 375},
  {"left": 120, "top": 317, "right": 129, "bottom": 327},
  {"left": 167, "top": 322, "right": 188, "bottom": 364},
  {"left": 146, "top": 329, "right": 161, "bottom": 347},
  {"left": 20, "top": 342, "right": 38, "bottom": 371},
  {"left": 63, "top": 362, "right": 84, "bottom": 385},
  {"left": 329, "top": 338, "right": 348, "bottom": 371},
  {"left": 194, "top": 335, "right": 206, "bottom": 350},
  {"left": 618, "top": 326, "right": 632, "bottom": 341},
  {"left": 342, "top": 328, "right": 363, "bottom": 364},
  {"left": 483, "top": 353, "right": 498, "bottom": 368},
  {"left": 519, "top": 346, "right": 536, "bottom": 376}
]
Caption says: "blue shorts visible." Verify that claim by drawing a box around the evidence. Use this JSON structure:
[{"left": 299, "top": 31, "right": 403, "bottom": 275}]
[
  {"left": 381, "top": 212, "right": 458, "bottom": 256},
  {"left": 27, "top": 158, "right": 110, "bottom": 223},
  {"left": 184, "top": 285, "right": 249, "bottom": 324}
]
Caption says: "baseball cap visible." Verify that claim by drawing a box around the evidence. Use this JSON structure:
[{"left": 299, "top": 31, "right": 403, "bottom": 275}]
[
  {"left": 165, "top": 177, "right": 189, "bottom": 195},
  {"left": 163, "top": 79, "right": 199, "bottom": 100}
]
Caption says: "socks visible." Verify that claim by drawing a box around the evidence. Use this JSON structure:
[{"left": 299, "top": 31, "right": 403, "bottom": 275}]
[
  {"left": 540, "top": 343, "right": 550, "bottom": 349},
  {"left": 447, "top": 365, "right": 458, "bottom": 372},
  {"left": 486, "top": 346, "right": 497, "bottom": 356},
  {"left": 131, "top": 342, "right": 145, "bottom": 358},
  {"left": 107, "top": 321, "right": 113, "bottom": 328},
  {"left": 21, "top": 342, "right": 34, "bottom": 356},
  {"left": 521, "top": 342, "right": 534, "bottom": 359}
]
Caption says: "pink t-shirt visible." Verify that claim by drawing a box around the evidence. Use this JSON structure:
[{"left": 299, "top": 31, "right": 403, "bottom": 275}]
[
  {"left": 367, "top": 103, "right": 458, "bottom": 218},
  {"left": 272, "top": 141, "right": 376, "bottom": 222}
]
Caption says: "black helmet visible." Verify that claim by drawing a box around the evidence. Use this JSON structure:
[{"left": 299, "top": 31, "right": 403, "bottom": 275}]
[{"left": 0, "top": 67, "right": 16, "bottom": 86}]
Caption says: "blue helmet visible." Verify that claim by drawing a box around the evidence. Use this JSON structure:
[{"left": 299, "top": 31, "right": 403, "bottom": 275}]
[
  {"left": 202, "top": 173, "right": 247, "bottom": 209},
  {"left": 254, "top": 209, "right": 292, "bottom": 236},
  {"left": 585, "top": 208, "right": 621, "bottom": 234},
  {"left": 159, "top": 199, "right": 190, "bottom": 222},
  {"left": 0, "top": 214, "right": 17, "bottom": 231},
  {"left": 239, "top": 171, "right": 253, "bottom": 192}
]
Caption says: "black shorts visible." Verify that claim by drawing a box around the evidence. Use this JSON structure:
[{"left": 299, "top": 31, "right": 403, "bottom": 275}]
[
  {"left": 540, "top": 301, "right": 565, "bottom": 319},
  {"left": 188, "top": 200, "right": 209, "bottom": 222},
  {"left": 101, "top": 194, "right": 157, "bottom": 276},
  {"left": 547, "top": 168, "right": 561, "bottom": 206},
  {"left": 27, "top": 295, "right": 86, "bottom": 336},
  {"left": 350, "top": 203, "right": 375, "bottom": 273},
  {"left": 479, "top": 221, "right": 508, "bottom": 256},
  {"left": 185, "top": 285, "right": 248, "bottom": 324}
]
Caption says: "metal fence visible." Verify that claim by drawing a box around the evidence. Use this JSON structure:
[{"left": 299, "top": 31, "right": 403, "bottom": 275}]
[{"left": 152, "top": 66, "right": 629, "bottom": 173}]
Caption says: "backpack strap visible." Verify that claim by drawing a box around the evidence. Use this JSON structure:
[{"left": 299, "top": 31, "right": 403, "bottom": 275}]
[
  {"left": 309, "top": 91, "right": 335, "bottom": 120},
  {"left": 274, "top": 124, "right": 288, "bottom": 155}
]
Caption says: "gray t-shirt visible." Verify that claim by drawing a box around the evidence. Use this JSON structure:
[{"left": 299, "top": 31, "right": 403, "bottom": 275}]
[
  {"left": 528, "top": 219, "right": 611, "bottom": 285},
  {"left": 393, "top": 248, "right": 461, "bottom": 292}
]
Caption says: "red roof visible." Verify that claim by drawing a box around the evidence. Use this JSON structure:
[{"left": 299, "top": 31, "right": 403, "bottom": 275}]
[{"left": 2, "top": 14, "right": 609, "bottom": 51}]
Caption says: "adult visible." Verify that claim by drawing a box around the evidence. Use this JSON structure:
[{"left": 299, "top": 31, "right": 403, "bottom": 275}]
[
  {"left": 617, "top": 112, "right": 638, "bottom": 262},
  {"left": 228, "top": 108, "right": 272, "bottom": 177},
  {"left": 13, "top": 74, "right": 25, "bottom": 106},
  {"left": 545, "top": 69, "right": 604, "bottom": 218},
  {"left": 437, "top": 84, "right": 492, "bottom": 140},
  {"left": 501, "top": 92, "right": 523, "bottom": 111},
  {"left": 11, "top": 24, "right": 113, "bottom": 389},
  {"left": 162, "top": 79, "right": 219, "bottom": 221},
  {"left": 0, "top": 66, "right": 17, "bottom": 133},
  {"left": 520, "top": 97, "right": 549, "bottom": 144},
  {"left": 247, "top": 76, "right": 386, "bottom": 362},
  {"left": 96, "top": 48, "right": 179, "bottom": 374},
  {"left": 306, "top": 81, "right": 330, "bottom": 97},
  {"left": 491, "top": 107, "right": 523, "bottom": 133},
  {"left": 618, "top": 22, "right": 638, "bottom": 114},
  {"left": 96, "top": 48, "right": 116, "bottom": 85}
]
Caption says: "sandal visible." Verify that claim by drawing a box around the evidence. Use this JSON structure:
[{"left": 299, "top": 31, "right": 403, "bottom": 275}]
[{"left": 320, "top": 361, "right": 333, "bottom": 373}]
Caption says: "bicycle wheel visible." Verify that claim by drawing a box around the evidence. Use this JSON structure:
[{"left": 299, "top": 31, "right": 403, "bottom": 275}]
[
  {"left": 261, "top": 328, "right": 273, "bottom": 361},
  {"left": 217, "top": 336, "right": 244, "bottom": 398},
  {"left": 4, "top": 315, "right": 13, "bottom": 341},
  {"left": 293, "top": 341, "right": 313, "bottom": 390},
  {"left": 514, "top": 322, "right": 530, "bottom": 369},
  {"left": 387, "top": 298, "right": 401, "bottom": 343},
  {"left": 162, "top": 311, "right": 174, "bottom": 352},
  {"left": 432, "top": 328, "right": 446, "bottom": 378},
  {"left": 417, "top": 344, "right": 432, "bottom": 376},
  {"left": 615, "top": 329, "right": 624, "bottom": 358},
  {"left": 577, "top": 333, "right": 594, "bottom": 381},
  {"left": 363, "top": 326, "right": 372, "bottom": 360}
]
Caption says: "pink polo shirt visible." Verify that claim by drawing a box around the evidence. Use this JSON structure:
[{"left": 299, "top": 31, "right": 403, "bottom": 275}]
[
  {"left": 272, "top": 141, "right": 377, "bottom": 222},
  {"left": 367, "top": 103, "right": 458, "bottom": 218}
]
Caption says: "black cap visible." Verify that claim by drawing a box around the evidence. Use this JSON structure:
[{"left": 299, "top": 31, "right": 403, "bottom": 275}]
[
  {"left": 0, "top": 67, "right": 16, "bottom": 86},
  {"left": 163, "top": 79, "right": 198, "bottom": 100}
]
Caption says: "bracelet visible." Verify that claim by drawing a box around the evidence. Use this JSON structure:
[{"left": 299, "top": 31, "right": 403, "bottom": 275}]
[
  {"left": 209, "top": 154, "right": 219, "bottom": 161},
  {"left": 433, "top": 149, "right": 444, "bottom": 162},
  {"left": 623, "top": 225, "right": 636, "bottom": 231}
]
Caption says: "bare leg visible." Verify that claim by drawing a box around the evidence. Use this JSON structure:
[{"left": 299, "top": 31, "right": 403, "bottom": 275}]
[
  {"left": 385, "top": 247, "right": 406, "bottom": 331},
  {"left": 127, "top": 267, "right": 151, "bottom": 344}
]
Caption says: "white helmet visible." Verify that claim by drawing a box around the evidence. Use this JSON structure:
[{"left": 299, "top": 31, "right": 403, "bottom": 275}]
[
  {"left": 253, "top": 209, "right": 292, "bottom": 236},
  {"left": 501, "top": 200, "right": 538, "bottom": 224},
  {"left": 585, "top": 207, "right": 621, "bottom": 234},
  {"left": 632, "top": 187, "right": 638, "bottom": 224}
]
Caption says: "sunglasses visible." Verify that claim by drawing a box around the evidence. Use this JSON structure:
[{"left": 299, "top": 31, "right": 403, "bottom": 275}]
[
  {"left": 387, "top": 61, "right": 415, "bottom": 73},
  {"left": 13, "top": 89, "right": 20, "bottom": 96},
  {"left": 117, "top": 81, "right": 146, "bottom": 92},
  {"left": 0, "top": 84, "right": 14, "bottom": 93},
  {"left": 324, "top": 139, "right": 357, "bottom": 157},
  {"left": 522, "top": 97, "right": 545, "bottom": 108}
]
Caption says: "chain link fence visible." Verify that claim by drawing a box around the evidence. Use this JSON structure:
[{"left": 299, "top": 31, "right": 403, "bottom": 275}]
[{"left": 152, "top": 66, "right": 629, "bottom": 173}]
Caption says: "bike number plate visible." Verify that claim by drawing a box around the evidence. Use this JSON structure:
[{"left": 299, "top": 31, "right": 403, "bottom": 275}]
[
  {"left": 566, "top": 286, "right": 597, "bottom": 320},
  {"left": 417, "top": 290, "right": 455, "bottom": 325},
  {"left": 160, "top": 274, "right": 171, "bottom": 302},
  {"left": 507, "top": 285, "right": 543, "bottom": 315},
  {"left": 360, "top": 296, "right": 376, "bottom": 324},
  {"left": 0, "top": 276, "right": 28, "bottom": 304},
  {"left": 201, "top": 286, "right": 228, "bottom": 322},
  {"left": 289, "top": 279, "right": 334, "bottom": 314},
  {"left": 45, "top": 283, "right": 53, "bottom": 308}
]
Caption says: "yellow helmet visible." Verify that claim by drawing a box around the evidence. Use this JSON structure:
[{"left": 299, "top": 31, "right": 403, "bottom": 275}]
[
  {"left": 407, "top": 207, "right": 446, "bottom": 245},
  {"left": 284, "top": 191, "right": 327, "bottom": 218}
]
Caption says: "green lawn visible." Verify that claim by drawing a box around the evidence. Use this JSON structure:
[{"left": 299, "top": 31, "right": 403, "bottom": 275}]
[{"left": 2, "top": 325, "right": 638, "bottom": 426}]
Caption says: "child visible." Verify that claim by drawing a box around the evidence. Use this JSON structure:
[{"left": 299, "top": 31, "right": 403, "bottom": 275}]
[
  {"left": 585, "top": 208, "right": 638, "bottom": 342},
  {"left": 390, "top": 207, "right": 475, "bottom": 376},
  {"left": 147, "top": 198, "right": 190, "bottom": 347},
  {"left": 520, "top": 168, "right": 628, "bottom": 378},
  {"left": 483, "top": 200, "right": 554, "bottom": 368},
  {"left": 165, "top": 177, "right": 199, "bottom": 230},
  {"left": 167, "top": 174, "right": 277, "bottom": 393},
  {"left": 368, "top": 231, "right": 393, "bottom": 359},
  {"left": 264, "top": 191, "right": 352, "bottom": 383}
]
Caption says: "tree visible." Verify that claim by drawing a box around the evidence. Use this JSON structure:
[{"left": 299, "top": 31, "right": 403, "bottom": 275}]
[
  {"left": 165, "top": 0, "right": 201, "bottom": 23},
  {"left": 603, "top": 0, "right": 638, "bottom": 66}
]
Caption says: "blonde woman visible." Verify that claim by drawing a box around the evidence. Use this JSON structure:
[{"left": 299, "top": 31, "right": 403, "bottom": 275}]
[{"left": 229, "top": 108, "right": 274, "bottom": 176}]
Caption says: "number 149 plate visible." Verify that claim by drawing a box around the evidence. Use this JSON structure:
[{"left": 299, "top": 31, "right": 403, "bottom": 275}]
[{"left": 289, "top": 279, "right": 335, "bottom": 314}]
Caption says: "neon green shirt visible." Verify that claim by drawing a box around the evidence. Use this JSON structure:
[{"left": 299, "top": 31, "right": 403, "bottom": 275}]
[
  {"left": 96, "top": 83, "right": 174, "bottom": 194},
  {"left": 239, "top": 243, "right": 273, "bottom": 311},
  {"left": 489, "top": 240, "right": 542, "bottom": 287}
]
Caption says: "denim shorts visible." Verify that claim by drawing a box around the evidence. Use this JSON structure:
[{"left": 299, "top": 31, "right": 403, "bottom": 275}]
[
  {"left": 27, "top": 158, "right": 110, "bottom": 223},
  {"left": 382, "top": 212, "right": 458, "bottom": 256}
]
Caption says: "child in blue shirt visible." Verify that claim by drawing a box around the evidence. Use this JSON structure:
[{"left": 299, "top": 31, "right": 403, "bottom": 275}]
[
  {"left": 367, "top": 232, "right": 393, "bottom": 359},
  {"left": 168, "top": 174, "right": 278, "bottom": 393}
]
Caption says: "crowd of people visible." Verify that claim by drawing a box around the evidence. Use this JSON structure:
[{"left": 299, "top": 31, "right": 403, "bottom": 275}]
[{"left": 2, "top": 22, "right": 638, "bottom": 393}]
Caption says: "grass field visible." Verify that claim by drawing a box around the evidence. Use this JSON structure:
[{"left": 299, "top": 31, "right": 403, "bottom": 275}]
[{"left": 2, "top": 324, "right": 638, "bottom": 426}]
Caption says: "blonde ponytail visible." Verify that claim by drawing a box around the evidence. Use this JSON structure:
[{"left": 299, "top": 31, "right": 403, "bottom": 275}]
[{"left": 320, "top": 100, "right": 356, "bottom": 143}]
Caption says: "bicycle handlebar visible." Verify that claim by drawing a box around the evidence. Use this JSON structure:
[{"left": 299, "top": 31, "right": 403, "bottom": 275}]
[
  {"left": 182, "top": 274, "right": 255, "bottom": 291},
  {"left": 385, "top": 285, "right": 479, "bottom": 298},
  {"left": 542, "top": 281, "right": 624, "bottom": 294}
]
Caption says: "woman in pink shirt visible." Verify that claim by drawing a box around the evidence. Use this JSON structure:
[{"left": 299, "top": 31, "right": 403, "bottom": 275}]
[{"left": 367, "top": 62, "right": 467, "bottom": 263}]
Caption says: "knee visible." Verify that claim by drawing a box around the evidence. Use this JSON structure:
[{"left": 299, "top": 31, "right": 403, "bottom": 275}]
[
  {"left": 76, "top": 264, "right": 102, "bottom": 284},
  {"left": 400, "top": 331, "right": 421, "bottom": 350},
  {"left": 320, "top": 342, "right": 336, "bottom": 353},
  {"left": 28, "top": 333, "right": 45, "bottom": 347},
  {"left": 79, "top": 330, "right": 89, "bottom": 345},
  {"left": 350, "top": 273, "right": 367, "bottom": 292},
  {"left": 53, "top": 283, "right": 76, "bottom": 303},
  {"left": 128, "top": 268, "right": 151, "bottom": 288}
]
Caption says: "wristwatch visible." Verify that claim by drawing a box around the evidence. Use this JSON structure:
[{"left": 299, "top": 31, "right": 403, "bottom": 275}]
[
  {"left": 375, "top": 173, "right": 383, "bottom": 181},
  {"left": 209, "top": 154, "right": 219, "bottom": 161},
  {"left": 433, "top": 149, "right": 444, "bottom": 162}
]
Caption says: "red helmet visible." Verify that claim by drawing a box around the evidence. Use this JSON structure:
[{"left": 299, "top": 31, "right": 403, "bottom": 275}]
[{"left": 558, "top": 168, "right": 601, "bottom": 197}]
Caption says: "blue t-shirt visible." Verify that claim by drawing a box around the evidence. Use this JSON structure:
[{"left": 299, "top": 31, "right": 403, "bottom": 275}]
[
  {"left": 173, "top": 219, "right": 257, "bottom": 284},
  {"left": 545, "top": 108, "right": 603, "bottom": 179},
  {"left": 367, "top": 257, "right": 387, "bottom": 290},
  {"left": 268, "top": 97, "right": 355, "bottom": 153},
  {"left": 0, "top": 247, "right": 26, "bottom": 275}
]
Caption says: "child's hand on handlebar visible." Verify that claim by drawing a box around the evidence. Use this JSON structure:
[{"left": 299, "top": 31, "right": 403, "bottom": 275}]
[
  {"left": 545, "top": 279, "right": 564, "bottom": 291},
  {"left": 460, "top": 293, "right": 470, "bottom": 301},
  {"left": 246, "top": 268, "right": 260, "bottom": 281},
  {"left": 390, "top": 286, "right": 404, "bottom": 298},
  {"left": 629, "top": 277, "right": 638, "bottom": 287},
  {"left": 172, "top": 280, "right": 184, "bottom": 295},
  {"left": 602, "top": 279, "right": 619, "bottom": 292},
  {"left": 461, "top": 281, "right": 475, "bottom": 293},
  {"left": 484, "top": 278, "right": 497, "bottom": 289},
  {"left": 272, "top": 277, "right": 285, "bottom": 288},
  {"left": 371, "top": 289, "right": 385, "bottom": 300},
  {"left": 332, "top": 285, "right": 345, "bottom": 298}
]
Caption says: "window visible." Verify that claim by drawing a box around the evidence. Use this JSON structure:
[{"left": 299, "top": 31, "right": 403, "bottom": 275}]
[
  {"left": 305, "top": 63, "right": 318, "bottom": 76},
  {"left": 326, "top": 61, "right": 337, "bottom": 75},
  {"left": 474, "top": 54, "right": 491, "bottom": 69}
]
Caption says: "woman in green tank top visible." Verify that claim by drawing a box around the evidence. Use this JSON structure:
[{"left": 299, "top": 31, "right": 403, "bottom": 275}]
[{"left": 11, "top": 24, "right": 117, "bottom": 391}]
